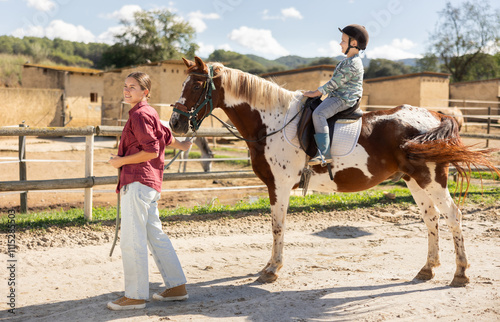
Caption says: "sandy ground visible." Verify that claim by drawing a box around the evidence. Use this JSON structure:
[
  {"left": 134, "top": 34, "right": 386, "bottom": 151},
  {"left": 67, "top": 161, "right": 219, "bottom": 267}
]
[
  {"left": 0, "top": 204, "right": 499, "bottom": 321},
  {"left": 0, "top": 125, "right": 499, "bottom": 321}
]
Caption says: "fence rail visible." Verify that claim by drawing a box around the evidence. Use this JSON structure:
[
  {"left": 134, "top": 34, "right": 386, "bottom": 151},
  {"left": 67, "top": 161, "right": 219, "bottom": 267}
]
[{"left": 1, "top": 121, "right": 499, "bottom": 220}]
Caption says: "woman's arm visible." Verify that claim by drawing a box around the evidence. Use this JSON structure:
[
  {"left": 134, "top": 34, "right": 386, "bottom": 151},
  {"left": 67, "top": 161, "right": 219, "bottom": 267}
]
[
  {"left": 168, "top": 136, "right": 192, "bottom": 151},
  {"left": 108, "top": 150, "right": 158, "bottom": 169}
]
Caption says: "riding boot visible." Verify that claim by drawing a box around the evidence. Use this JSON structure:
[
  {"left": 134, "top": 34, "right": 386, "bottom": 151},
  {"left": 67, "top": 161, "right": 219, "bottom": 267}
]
[{"left": 308, "top": 133, "right": 332, "bottom": 166}]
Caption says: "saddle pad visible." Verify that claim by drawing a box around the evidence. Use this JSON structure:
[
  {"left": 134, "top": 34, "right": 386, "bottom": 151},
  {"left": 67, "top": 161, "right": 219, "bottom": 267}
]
[
  {"left": 330, "top": 119, "right": 362, "bottom": 156},
  {"left": 283, "top": 97, "right": 303, "bottom": 149}
]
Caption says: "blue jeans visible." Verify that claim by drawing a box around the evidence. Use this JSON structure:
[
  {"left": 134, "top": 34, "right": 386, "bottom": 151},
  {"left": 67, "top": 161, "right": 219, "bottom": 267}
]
[
  {"left": 312, "top": 96, "right": 348, "bottom": 134},
  {"left": 120, "top": 182, "right": 186, "bottom": 299}
]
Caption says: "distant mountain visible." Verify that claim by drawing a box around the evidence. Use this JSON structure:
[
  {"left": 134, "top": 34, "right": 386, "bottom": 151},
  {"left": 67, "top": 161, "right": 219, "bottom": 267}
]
[
  {"left": 245, "top": 54, "right": 288, "bottom": 70},
  {"left": 395, "top": 58, "right": 418, "bottom": 67},
  {"left": 274, "top": 55, "right": 318, "bottom": 69}
]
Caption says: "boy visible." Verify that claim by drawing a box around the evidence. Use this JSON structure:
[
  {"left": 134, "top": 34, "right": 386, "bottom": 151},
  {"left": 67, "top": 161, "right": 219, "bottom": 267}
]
[{"left": 303, "top": 24, "right": 369, "bottom": 165}]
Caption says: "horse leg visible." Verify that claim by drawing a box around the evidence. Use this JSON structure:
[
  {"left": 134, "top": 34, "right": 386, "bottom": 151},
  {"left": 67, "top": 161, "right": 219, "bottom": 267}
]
[
  {"left": 257, "top": 185, "right": 291, "bottom": 283},
  {"left": 407, "top": 176, "right": 469, "bottom": 286},
  {"left": 405, "top": 178, "right": 441, "bottom": 281},
  {"left": 426, "top": 183, "right": 469, "bottom": 286}
]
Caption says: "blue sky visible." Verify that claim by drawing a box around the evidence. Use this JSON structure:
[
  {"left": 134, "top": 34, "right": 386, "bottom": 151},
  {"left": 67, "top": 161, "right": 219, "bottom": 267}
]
[{"left": 1, "top": 0, "right": 499, "bottom": 61}]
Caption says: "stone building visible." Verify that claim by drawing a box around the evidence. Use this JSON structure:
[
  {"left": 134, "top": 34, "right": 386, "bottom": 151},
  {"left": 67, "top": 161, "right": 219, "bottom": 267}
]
[
  {"left": 362, "top": 72, "right": 451, "bottom": 110},
  {"left": 22, "top": 63, "right": 103, "bottom": 127},
  {"left": 261, "top": 65, "right": 336, "bottom": 93},
  {"left": 449, "top": 78, "right": 500, "bottom": 119}
]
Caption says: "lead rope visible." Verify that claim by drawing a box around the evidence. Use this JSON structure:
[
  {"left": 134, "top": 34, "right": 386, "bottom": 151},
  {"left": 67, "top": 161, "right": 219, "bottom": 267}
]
[{"left": 109, "top": 167, "right": 121, "bottom": 257}]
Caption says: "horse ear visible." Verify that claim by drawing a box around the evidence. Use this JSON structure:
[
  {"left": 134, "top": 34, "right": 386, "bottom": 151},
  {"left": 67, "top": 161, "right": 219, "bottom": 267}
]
[
  {"left": 182, "top": 57, "right": 195, "bottom": 68},
  {"left": 194, "top": 56, "right": 209, "bottom": 74}
]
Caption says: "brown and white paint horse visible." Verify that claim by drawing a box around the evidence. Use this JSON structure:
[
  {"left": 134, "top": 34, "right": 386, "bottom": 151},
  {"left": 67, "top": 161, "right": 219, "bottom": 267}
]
[{"left": 170, "top": 57, "right": 499, "bottom": 287}]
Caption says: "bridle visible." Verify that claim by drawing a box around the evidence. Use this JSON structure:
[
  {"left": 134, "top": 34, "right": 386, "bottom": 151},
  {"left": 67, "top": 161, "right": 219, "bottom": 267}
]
[{"left": 173, "top": 65, "right": 215, "bottom": 132}]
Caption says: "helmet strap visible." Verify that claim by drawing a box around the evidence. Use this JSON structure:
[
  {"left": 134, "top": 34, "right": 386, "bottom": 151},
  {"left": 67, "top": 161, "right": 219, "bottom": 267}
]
[{"left": 344, "top": 37, "right": 361, "bottom": 55}]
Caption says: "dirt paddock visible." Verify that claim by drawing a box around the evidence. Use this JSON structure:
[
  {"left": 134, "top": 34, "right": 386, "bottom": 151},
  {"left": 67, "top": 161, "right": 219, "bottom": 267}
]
[
  {"left": 0, "top": 126, "right": 499, "bottom": 321},
  {"left": 0, "top": 204, "right": 499, "bottom": 321}
]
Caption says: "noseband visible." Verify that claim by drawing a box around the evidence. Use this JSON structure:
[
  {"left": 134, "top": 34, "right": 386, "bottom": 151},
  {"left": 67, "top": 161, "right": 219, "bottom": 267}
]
[{"left": 173, "top": 65, "right": 215, "bottom": 131}]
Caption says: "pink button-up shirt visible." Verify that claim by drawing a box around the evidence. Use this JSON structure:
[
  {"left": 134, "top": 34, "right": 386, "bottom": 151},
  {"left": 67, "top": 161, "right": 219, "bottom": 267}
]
[{"left": 116, "top": 101, "right": 172, "bottom": 193}]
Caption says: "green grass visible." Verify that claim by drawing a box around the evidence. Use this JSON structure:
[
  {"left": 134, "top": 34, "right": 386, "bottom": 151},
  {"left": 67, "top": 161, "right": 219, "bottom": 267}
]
[{"left": 1, "top": 183, "right": 498, "bottom": 233}]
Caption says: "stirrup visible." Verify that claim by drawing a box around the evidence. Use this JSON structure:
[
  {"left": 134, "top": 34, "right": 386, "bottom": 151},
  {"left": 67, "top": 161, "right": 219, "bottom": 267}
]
[{"left": 308, "top": 151, "right": 332, "bottom": 167}]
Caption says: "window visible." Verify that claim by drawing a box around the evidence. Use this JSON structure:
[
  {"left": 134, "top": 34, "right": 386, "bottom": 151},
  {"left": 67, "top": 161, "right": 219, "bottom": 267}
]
[{"left": 90, "top": 92, "right": 98, "bottom": 103}]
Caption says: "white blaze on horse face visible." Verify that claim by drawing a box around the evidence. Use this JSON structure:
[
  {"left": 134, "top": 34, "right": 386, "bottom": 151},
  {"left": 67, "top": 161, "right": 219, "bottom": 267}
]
[
  {"left": 373, "top": 105, "right": 440, "bottom": 133},
  {"left": 177, "top": 76, "right": 191, "bottom": 105}
]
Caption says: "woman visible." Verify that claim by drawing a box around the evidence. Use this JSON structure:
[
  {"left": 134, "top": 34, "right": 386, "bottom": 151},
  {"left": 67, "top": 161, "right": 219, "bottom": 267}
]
[{"left": 107, "top": 72, "right": 192, "bottom": 310}]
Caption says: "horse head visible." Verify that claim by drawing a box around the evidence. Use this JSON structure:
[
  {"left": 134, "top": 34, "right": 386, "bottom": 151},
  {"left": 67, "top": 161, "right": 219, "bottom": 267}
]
[{"left": 170, "top": 56, "right": 223, "bottom": 134}]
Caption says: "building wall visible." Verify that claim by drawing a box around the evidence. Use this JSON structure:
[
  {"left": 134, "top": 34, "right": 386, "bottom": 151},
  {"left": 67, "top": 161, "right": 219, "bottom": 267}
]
[
  {"left": 263, "top": 68, "right": 335, "bottom": 92},
  {"left": 363, "top": 73, "right": 449, "bottom": 109},
  {"left": 419, "top": 75, "right": 450, "bottom": 108},
  {"left": 22, "top": 66, "right": 104, "bottom": 127},
  {"left": 64, "top": 73, "right": 104, "bottom": 127},
  {"left": 22, "top": 67, "right": 64, "bottom": 89},
  {"left": 0, "top": 88, "right": 64, "bottom": 127},
  {"left": 449, "top": 79, "right": 500, "bottom": 117}
]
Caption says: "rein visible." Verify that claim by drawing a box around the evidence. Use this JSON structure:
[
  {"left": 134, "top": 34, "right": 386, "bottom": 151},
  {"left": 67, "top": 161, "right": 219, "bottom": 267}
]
[{"left": 211, "top": 108, "right": 302, "bottom": 143}]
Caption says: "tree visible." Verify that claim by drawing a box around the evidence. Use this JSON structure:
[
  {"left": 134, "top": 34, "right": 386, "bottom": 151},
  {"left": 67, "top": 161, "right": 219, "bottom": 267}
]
[
  {"left": 307, "top": 57, "right": 339, "bottom": 67},
  {"left": 364, "top": 59, "right": 412, "bottom": 79},
  {"left": 102, "top": 9, "right": 198, "bottom": 68},
  {"left": 413, "top": 54, "right": 442, "bottom": 73},
  {"left": 427, "top": 0, "right": 500, "bottom": 82}
]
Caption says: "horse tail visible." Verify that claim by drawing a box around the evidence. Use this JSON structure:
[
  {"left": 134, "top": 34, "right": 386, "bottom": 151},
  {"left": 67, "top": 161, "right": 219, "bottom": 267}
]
[{"left": 403, "top": 115, "right": 500, "bottom": 200}]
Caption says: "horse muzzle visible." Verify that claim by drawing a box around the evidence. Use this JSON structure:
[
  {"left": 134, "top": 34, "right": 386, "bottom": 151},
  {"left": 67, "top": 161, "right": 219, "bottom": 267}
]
[{"left": 170, "top": 102, "right": 190, "bottom": 134}]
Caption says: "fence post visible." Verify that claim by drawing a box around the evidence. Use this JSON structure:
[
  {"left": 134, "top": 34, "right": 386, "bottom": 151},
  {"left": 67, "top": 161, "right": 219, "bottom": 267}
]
[
  {"left": 84, "top": 127, "right": 94, "bottom": 221},
  {"left": 486, "top": 106, "right": 491, "bottom": 148},
  {"left": 18, "top": 122, "right": 27, "bottom": 213}
]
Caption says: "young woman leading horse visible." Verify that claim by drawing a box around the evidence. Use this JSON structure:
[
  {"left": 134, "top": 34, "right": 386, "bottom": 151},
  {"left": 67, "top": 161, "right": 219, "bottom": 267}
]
[{"left": 170, "top": 57, "right": 499, "bottom": 287}]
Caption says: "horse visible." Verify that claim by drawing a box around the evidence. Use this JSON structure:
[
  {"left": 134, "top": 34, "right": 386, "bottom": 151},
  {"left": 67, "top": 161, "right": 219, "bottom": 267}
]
[
  {"left": 170, "top": 57, "right": 499, "bottom": 287},
  {"left": 177, "top": 136, "right": 214, "bottom": 173}
]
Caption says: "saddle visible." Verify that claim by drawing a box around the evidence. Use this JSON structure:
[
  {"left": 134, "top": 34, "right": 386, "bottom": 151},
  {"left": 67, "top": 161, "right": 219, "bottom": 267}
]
[{"left": 297, "top": 97, "right": 363, "bottom": 158}]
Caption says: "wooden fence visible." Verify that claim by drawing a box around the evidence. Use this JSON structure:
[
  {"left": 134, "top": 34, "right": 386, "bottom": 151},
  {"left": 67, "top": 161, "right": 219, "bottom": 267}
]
[
  {"left": 0, "top": 125, "right": 254, "bottom": 220},
  {"left": 1, "top": 119, "right": 499, "bottom": 221}
]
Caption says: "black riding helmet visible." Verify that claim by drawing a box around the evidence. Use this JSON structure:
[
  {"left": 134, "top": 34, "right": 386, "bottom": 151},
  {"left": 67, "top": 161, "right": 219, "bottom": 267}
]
[{"left": 338, "top": 24, "right": 369, "bottom": 55}]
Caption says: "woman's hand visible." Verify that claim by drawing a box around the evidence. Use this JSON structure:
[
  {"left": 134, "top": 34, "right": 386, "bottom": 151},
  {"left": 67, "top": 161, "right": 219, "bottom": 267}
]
[
  {"left": 108, "top": 154, "right": 123, "bottom": 169},
  {"left": 168, "top": 137, "right": 193, "bottom": 151},
  {"left": 303, "top": 90, "right": 322, "bottom": 98},
  {"left": 177, "top": 140, "right": 193, "bottom": 152}
]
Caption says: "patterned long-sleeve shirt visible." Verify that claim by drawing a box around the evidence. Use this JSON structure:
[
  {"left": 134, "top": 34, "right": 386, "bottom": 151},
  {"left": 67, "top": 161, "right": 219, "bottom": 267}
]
[{"left": 317, "top": 54, "right": 363, "bottom": 107}]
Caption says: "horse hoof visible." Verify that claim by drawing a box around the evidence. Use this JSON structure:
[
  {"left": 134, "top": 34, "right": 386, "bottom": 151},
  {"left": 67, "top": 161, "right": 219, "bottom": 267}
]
[
  {"left": 450, "top": 275, "right": 469, "bottom": 287},
  {"left": 257, "top": 271, "right": 278, "bottom": 283},
  {"left": 415, "top": 268, "right": 434, "bottom": 281}
]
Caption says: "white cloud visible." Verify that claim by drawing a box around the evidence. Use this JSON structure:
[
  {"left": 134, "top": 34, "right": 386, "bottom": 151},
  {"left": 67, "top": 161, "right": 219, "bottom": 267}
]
[
  {"left": 317, "top": 40, "right": 344, "bottom": 57},
  {"left": 97, "top": 25, "right": 127, "bottom": 44},
  {"left": 45, "top": 20, "right": 95, "bottom": 43},
  {"left": 366, "top": 38, "right": 422, "bottom": 60},
  {"left": 102, "top": 5, "right": 142, "bottom": 22},
  {"left": 262, "top": 7, "right": 303, "bottom": 20},
  {"left": 196, "top": 42, "right": 215, "bottom": 58},
  {"left": 25, "top": 0, "right": 55, "bottom": 12},
  {"left": 281, "top": 7, "right": 303, "bottom": 20},
  {"left": 187, "top": 11, "right": 220, "bottom": 33},
  {"left": 12, "top": 19, "right": 95, "bottom": 43},
  {"left": 228, "top": 26, "right": 289, "bottom": 58}
]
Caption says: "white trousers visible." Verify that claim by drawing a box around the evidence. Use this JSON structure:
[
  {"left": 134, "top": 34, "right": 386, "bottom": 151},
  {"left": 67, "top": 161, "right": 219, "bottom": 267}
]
[{"left": 120, "top": 182, "right": 186, "bottom": 299}]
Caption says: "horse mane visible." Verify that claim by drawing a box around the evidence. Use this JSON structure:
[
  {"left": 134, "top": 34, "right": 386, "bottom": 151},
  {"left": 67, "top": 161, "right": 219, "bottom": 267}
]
[{"left": 212, "top": 62, "right": 298, "bottom": 110}]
